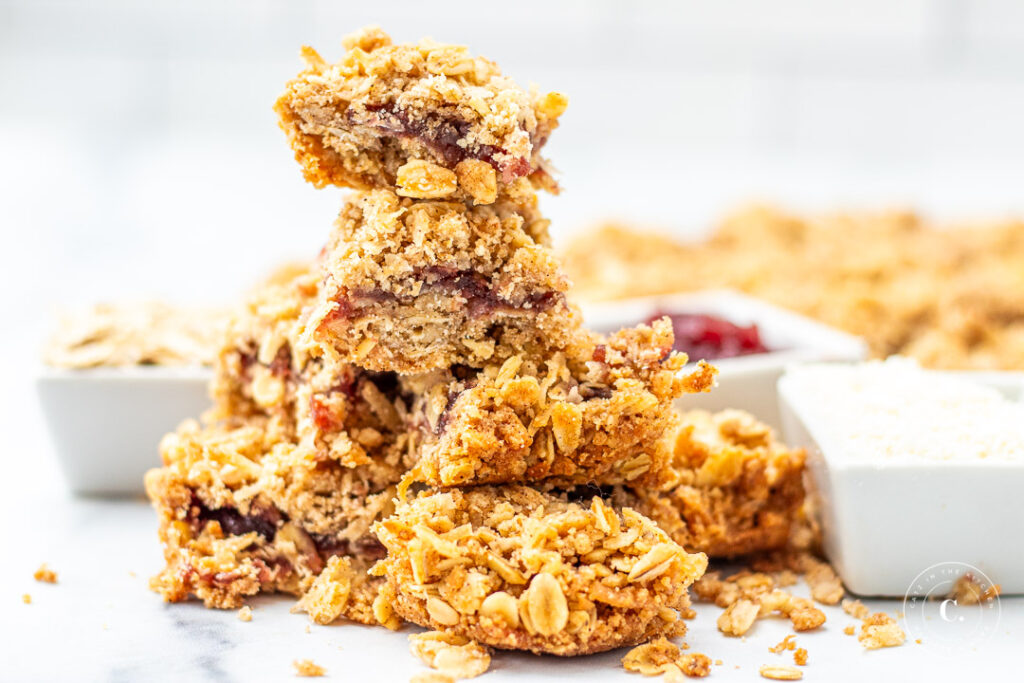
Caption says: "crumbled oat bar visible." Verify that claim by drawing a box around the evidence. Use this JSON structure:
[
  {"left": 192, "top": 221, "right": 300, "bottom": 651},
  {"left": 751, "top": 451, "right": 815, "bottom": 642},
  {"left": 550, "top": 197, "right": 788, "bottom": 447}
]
[
  {"left": 145, "top": 422, "right": 398, "bottom": 613},
  {"left": 275, "top": 26, "right": 565, "bottom": 201},
  {"left": 406, "top": 321, "right": 716, "bottom": 489},
  {"left": 616, "top": 409, "right": 805, "bottom": 557},
  {"left": 371, "top": 486, "right": 707, "bottom": 656},
  {"left": 562, "top": 207, "right": 1024, "bottom": 371},
  {"left": 304, "top": 189, "right": 574, "bottom": 374}
]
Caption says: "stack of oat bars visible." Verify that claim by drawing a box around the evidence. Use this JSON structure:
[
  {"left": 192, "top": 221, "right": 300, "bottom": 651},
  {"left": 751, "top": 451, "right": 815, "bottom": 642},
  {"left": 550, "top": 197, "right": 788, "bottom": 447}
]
[{"left": 146, "top": 27, "right": 808, "bottom": 666}]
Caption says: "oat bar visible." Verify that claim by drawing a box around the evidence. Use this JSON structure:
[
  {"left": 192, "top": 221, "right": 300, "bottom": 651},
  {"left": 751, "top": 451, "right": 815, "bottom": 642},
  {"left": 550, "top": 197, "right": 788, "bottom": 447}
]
[
  {"left": 275, "top": 27, "right": 566, "bottom": 202},
  {"left": 371, "top": 486, "right": 708, "bottom": 655},
  {"left": 304, "top": 189, "right": 575, "bottom": 374},
  {"left": 406, "top": 320, "right": 716, "bottom": 489}
]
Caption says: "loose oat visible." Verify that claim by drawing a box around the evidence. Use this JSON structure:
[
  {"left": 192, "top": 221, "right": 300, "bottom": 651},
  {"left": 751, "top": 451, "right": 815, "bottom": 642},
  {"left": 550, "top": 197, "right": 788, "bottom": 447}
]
[
  {"left": 759, "top": 664, "right": 803, "bottom": 680},
  {"left": 409, "top": 631, "right": 491, "bottom": 679},
  {"left": 718, "top": 599, "right": 759, "bottom": 636},
  {"left": 793, "top": 648, "right": 807, "bottom": 666}
]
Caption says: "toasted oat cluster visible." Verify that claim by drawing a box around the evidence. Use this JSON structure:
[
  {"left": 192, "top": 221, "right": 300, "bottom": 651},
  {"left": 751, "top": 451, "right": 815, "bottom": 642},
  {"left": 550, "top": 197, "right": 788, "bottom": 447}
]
[
  {"left": 563, "top": 206, "right": 1024, "bottom": 370},
  {"left": 616, "top": 409, "right": 806, "bottom": 557},
  {"left": 371, "top": 486, "right": 708, "bottom": 656},
  {"left": 305, "top": 189, "right": 575, "bottom": 373},
  {"left": 145, "top": 421, "right": 398, "bottom": 614},
  {"left": 275, "top": 26, "right": 566, "bottom": 201},
  {"left": 406, "top": 321, "right": 716, "bottom": 489}
]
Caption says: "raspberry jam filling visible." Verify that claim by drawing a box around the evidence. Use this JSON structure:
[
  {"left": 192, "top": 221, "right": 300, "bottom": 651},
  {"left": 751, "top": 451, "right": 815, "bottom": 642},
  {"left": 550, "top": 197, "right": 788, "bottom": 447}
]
[
  {"left": 349, "top": 106, "right": 534, "bottom": 182},
  {"left": 645, "top": 311, "right": 769, "bottom": 360},
  {"left": 330, "top": 267, "right": 563, "bottom": 322},
  {"left": 190, "top": 494, "right": 383, "bottom": 559}
]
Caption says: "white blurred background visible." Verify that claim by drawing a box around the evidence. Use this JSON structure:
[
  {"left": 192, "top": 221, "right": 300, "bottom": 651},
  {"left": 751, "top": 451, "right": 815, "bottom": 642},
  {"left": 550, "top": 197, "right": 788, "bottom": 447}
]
[{"left": 5, "top": 0, "right": 1024, "bottom": 358}]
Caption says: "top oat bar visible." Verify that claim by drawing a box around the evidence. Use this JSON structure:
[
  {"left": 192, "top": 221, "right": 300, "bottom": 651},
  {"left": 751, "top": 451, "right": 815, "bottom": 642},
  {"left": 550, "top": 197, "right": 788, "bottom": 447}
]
[{"left": 275, "top": 26, "right": 567, "bottom": 203}]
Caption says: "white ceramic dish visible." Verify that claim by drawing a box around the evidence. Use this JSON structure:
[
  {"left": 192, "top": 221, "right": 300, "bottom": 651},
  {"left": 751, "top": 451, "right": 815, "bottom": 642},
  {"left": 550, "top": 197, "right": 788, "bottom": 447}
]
[
  {"left": 778, "top": 364, "right": 1024, "bottom": 597},
  {"left": 35, "top": 365, "right": 212, "bottom": 495},
  {"left": 580, "top": 289, "right": 868, "bottom": 431}
]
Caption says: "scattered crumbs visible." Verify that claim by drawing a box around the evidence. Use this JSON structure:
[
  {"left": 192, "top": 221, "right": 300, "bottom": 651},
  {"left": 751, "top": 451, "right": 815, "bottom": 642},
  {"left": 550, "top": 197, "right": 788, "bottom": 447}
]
[
  {"left": 793, "top": 648, "right": 807, "bottom": 666},
  {"left": 103, "top": 623, "right": 109, "bottom": 631},
  {"left": 22, "top": 593, "right": 31, "bottom": 604},
  {"left": 915, "top": 639, "right": 922, "bottom": 645},
  {"left": 305, "top": 625, "right": 311, "bottom": 634},
  {"left": 681, "top": 642, "right": 690, "bottom": 650},
  {"left": 714, "top": 659, "right": 723, "bottom": 666},
  {"left": 128, "top": 571, "right": 137, "bottom": 578},
  {"left": 238, "top": 606, "right": 253, "bottom": 622},
  {"left": 843, "top": 625, "right": 855, "bottom": 636},
  {"left": 759, "top": 664, "right": 803, "bottom": 680},
  {"left": 34, "top": 564, "right": 58, "bottom": 584},
  {"left": 293, "top": 659, "right": 325, "bottom": 677}
]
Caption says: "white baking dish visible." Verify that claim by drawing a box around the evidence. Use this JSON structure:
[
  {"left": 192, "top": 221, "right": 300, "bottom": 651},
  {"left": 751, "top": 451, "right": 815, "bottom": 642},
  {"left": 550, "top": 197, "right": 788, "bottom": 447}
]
[
  {"left": 778, "top": 361, "right": 1024, "bottom": 596},
  {"left": 35, "top": 366, "right": 212, "bottom": 495},
  {"left": 580, "top": 289, "right": 868, "bottom": 431}
]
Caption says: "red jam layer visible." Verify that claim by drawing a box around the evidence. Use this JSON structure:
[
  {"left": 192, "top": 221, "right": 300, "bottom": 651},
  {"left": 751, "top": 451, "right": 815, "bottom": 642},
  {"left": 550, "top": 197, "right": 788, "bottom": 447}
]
[{"left": 645, "top": 311, "right": 769, "bottom": 360}]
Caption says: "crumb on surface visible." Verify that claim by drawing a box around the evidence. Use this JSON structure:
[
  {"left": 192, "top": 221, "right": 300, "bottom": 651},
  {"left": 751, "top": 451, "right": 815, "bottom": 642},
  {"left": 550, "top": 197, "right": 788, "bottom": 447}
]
[
  {"left": 34, "top": 564, "right": 57, "bottom": 584},
  {"left": 623, "top": 638, "right": 710, "bottom": 678},
  {"left": 22, "top": 593, "right": 31, "bottom": 604},
  {"left": 293, "top": 659, "right": 325, "bottom": 677},
  {"left": 843, "top": 625, "right": 855, "bottom": 636},
  {"left": 409, "top": 631, "right": 491, "bottom": 679},
  {"left": 841, "top": 598, "right": 869, "bottom": 619},
  {"left": 793, "top": 648, "right": 807, "bottom": 666},
  {"left": 857, "top": 613, "right": 906, "bottom": 650},
  {"left": 238, "top": 606, "right": 253, "bottom": 622},
  {"left": 769, "top": 634, "right": 796, "bottom": 654}
]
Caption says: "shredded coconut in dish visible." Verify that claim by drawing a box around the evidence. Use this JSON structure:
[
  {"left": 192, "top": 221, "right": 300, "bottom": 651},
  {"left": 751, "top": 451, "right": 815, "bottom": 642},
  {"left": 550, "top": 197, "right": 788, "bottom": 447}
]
[
  {"left": 785, "top": 358, "right": 1024, "bottom": 462},
  {"left": 44, "top": 302, "right": 227, "bottom": 368}
]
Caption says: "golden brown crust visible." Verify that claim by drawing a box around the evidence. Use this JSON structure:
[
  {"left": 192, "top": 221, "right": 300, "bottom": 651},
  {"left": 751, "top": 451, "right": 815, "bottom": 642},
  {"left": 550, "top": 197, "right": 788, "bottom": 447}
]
[
  {"left": 305, "top": 189, "right": 573, "bottom": 374},
  {"left": 407, "top": 320, "right": 717, "bottom": 489},
  {"left": 371, "top": 486, "right": 707, "bottom": 656},
  {"left": 615, "top": 409, "right": 805, "bottom": 558},
  {"left": 275, "top": 27, "right": 566, "bottom": 201}
]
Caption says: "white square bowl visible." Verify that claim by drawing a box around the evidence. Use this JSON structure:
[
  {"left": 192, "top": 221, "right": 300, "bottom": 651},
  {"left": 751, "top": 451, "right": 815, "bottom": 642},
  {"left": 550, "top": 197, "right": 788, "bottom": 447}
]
[
  {"left": 778, "top": 367, "right": 1024, "bottom": 597},
  {"left": 36, "top": 366, "right": 212, "bottom": 495},
  {"left": 580, "top": 289, "right": 868, "bottom": 431}
]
